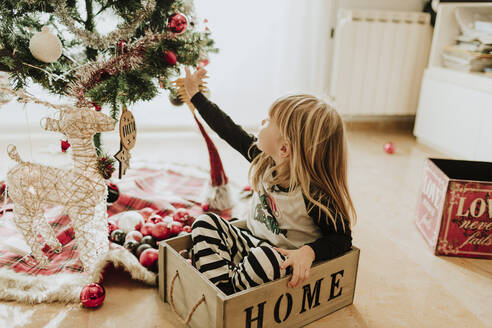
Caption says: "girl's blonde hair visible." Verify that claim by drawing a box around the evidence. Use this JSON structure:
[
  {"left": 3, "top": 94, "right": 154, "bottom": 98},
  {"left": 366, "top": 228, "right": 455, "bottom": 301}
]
[{"left": 248, "top": 94, "right": 356, "bottom": 231}]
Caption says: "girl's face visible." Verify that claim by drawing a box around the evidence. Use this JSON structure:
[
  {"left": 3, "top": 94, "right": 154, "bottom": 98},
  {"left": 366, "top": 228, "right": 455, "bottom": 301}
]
[{"left": 257, "top": 117, "right": 287, "bottom": 162}]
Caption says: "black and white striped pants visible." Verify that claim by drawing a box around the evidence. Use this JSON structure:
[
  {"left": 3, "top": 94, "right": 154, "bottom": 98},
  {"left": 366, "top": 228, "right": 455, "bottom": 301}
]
[{"left": 191, "top": 213, "right": 290, "bottom": 294}]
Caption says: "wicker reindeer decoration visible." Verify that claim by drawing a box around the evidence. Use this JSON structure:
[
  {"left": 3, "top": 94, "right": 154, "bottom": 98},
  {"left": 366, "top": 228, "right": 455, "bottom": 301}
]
[{"left": 6, "top": 106, "right": 115, "bottom": 271}]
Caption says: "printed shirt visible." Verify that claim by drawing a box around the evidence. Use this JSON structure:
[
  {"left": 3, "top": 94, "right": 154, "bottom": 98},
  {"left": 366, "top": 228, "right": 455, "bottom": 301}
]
[
  {"left": 246, "top": 170, "right": 323, "bottom": 249},
  {"left": 191, "top": 92, "right": 352, "bottom": 261}
]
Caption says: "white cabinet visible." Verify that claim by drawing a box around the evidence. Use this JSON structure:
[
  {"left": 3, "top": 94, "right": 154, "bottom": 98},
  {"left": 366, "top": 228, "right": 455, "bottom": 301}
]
[{"left": 414, "top": 3, "right": 492, "bottom": 162}]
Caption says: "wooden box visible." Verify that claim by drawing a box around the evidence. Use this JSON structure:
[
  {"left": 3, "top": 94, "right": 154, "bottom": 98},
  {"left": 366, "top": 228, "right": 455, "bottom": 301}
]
[
  {"left": 415, "top": 158, "right": 492, "bottom": 259},
  {"left": 158, "top": 221, "right": 360, "bottom": 328}
]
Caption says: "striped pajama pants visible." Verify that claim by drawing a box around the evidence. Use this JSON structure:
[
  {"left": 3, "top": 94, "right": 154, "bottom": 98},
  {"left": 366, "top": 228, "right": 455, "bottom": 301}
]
[{"left": 191, "top": 213, "right": 290, "bottom": 294}]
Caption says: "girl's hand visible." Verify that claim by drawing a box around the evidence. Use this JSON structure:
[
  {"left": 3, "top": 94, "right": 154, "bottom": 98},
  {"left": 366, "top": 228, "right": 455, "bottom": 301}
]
[
  {"left": 275, "top": 245, "right": 315, "bottom": 288},
  {"left": 184, "top": 66, "right": 207, "bottom": 99}
]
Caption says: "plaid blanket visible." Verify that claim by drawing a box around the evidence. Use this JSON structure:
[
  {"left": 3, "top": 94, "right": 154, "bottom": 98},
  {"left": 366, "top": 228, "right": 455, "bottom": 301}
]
[{"left": 0, "top": 164, "right": 234, "bottom": 302}]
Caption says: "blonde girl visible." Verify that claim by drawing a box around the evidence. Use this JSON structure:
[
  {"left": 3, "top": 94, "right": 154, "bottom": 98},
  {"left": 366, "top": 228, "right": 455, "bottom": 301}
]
[{"left": 183, "top": 67, "right": 356, "bottom": 295}]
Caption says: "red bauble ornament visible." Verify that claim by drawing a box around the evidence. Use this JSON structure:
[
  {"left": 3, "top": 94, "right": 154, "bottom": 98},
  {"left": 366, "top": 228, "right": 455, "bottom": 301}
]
[
  {"left": 186, "top": 215, "right": 195, "bottom": 226},
  {"left": 80, "top": 283, "right": 105, "bottom": 308},
  {"left": 108, "top": 221, "right": 119, "bottom": 236},
  {"left": 91, "top": 102, "right": 102, "bottom": 111},
  {"left": 170, "top": 221, "right": 183, "bottom": 236},
  {"left": 182, "top": 225, "right": 192, "bottom": 233},
  {"left": 139, "top": 248, "right": 159, "bottom": 270},
  {"left": 140, "top": 223, "right": 154, "bottom": 236},
  {"left": 201, "top": 203, "right": 209, "bottom": 211},
  {"left": 61, "top": 140, "right": 70, "bottom": 152},
  {"left": 383, "top": 142, "right": 395, "bottom": 154},
  {"left": 163, "top": 50, "right": 177, "bottom": 66},
  {"left": 173, "top": 208, "right": 189, "bottom": 223},
  {"left": 148, "top": 214, "right": 164, "bottom": 225},
  {"left": 167, "top": 12, "right": 188, "bottom": 34},
  {"left": 198, "top": 58, "right": 209, "bottom": 67},
  {"left": 151, "top": 222, "right": 171, "bottom": 240}
]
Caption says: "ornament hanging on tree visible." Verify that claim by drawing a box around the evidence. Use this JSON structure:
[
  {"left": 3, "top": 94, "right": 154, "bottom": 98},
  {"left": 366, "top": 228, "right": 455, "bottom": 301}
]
[
  {"left": 198, "top": 58, "right": 209, "bottom": 68},
  {"left": 29, "top": 26, "right": 62, "bottom": 63},
  {"left": 92, "top": 102, "right": 102, "bottom": 112},
  {"left": 163, "top": 50, "right": 177, "bottom": 66},
  {"left": 114, "top": 106, "right": 136, "bottom": 179},
  {"left": 167, "top": 12, "right": 188, "bottom": 34},
  {"left": 197, "top": 53, "right": 210, "bottom": 69},
  {"left": 80, "top": 283, "right": 106, "bottom": 308},
  {"left": 97, "top": 155, "right": 116, "bottom": 179}
]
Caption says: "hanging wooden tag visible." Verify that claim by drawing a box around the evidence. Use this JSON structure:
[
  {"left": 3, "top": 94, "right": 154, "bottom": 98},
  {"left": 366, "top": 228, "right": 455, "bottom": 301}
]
[
  {"left": 114, "top": 106, "right": 136, "bottom": 179},
  {"left": 119, "top": 106, "right": 137, "bottom": 150}
]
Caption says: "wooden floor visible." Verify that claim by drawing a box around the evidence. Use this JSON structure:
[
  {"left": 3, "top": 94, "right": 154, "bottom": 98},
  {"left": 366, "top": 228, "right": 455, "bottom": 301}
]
[{"left": 0, "top": 123, "right": 491, "bottom": 328}]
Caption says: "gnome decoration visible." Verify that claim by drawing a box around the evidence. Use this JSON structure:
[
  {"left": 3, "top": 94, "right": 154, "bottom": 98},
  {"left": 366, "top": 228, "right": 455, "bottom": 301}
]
[
  {"left": 172, "top": 76, "right": 232, "bottom": 210},
  {"left": 192, "top": 113, "right": 231, "bottom": 210},
  {"left": 29, "top": 26, "right": 63, "bottom": 63}
]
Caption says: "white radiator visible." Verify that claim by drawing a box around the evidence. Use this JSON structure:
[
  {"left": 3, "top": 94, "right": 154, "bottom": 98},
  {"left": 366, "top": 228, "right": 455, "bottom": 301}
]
[{"left": 330, "top": 9, "right": 432, "bottom": 116}]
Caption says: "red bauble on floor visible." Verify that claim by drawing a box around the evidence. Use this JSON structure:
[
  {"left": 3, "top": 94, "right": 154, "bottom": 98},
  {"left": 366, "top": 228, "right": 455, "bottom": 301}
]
[
  {"left": 139, "top": 248, "right": 159, "bottom": 272},
  {"left": 170, "top": 221, "right": 183, "bottom": 235},
  {"left": 151, "top": 222, "right": 171, "bottom": 240},
  {"left": 383, "top": 142, "right": 395, "bottom": 154},
  {"left": 140, "top": 223, "right": 154, "bottom": 236},
  {"left": 80, "top": 283, "right": 105, "bottom": 308}
]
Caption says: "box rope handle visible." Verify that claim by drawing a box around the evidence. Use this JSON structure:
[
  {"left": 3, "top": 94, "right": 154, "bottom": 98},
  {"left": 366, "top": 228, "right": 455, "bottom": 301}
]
[{"left": 170, "top": 270, "right": 206, "bottom": 325}]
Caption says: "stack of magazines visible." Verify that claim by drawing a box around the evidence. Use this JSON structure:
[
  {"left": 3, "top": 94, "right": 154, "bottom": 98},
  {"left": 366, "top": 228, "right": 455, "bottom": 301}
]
[{"left": 442, "top": 8, "right": 492, "bottom": 72}]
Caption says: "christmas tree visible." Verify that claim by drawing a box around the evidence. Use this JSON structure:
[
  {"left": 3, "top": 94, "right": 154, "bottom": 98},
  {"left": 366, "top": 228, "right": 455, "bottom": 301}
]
[{"left": 0, "top": 0, "right": 217, "bottom": 151}]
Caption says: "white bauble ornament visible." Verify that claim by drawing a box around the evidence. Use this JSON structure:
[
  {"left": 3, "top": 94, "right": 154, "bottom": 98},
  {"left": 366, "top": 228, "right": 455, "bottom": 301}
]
[
  {"left": 29, "top": 26, "right": 62, "bottom": 63},
  {"left": 162, "top": 216, "right": 173, "bottom": 225},
  {"left": 117, "top": 211, "right": 144, "bottom": 233}
]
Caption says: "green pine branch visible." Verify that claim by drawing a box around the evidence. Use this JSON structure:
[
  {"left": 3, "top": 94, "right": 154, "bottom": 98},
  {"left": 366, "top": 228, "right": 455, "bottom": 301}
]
[{"left": 0, "top": 0, "right": 218, "bottom": 152}]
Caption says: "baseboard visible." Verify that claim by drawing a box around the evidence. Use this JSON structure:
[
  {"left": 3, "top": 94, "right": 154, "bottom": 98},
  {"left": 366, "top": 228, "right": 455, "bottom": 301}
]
[{"left": 343, "top": 115, "right": 415, "bottom": 132}]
